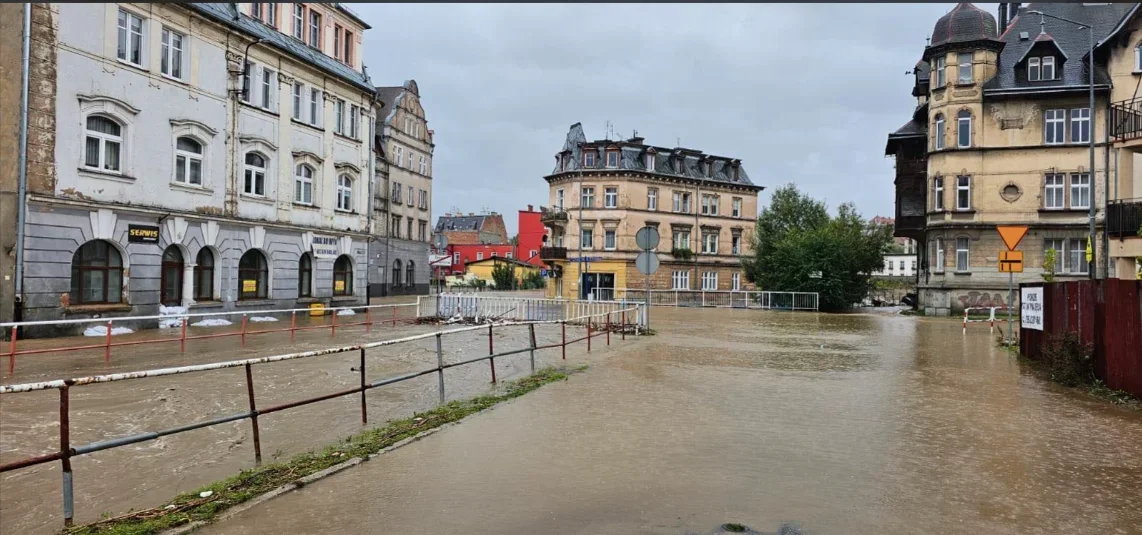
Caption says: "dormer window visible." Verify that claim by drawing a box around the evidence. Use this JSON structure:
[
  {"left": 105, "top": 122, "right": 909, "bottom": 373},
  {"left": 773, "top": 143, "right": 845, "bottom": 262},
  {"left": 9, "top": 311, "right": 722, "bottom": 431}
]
[
  {"left": 555, "top": 154, "right": 562, "bottom": 170},
  {"left": 605, "top": 150, "right": 619, "bottom": 168},
  {"left": 646, "top": 153, "right": 656, "bottom": 172},
  {"left": 583, "top": 151, "right": 595, "bottom": 167},
  {"left": 1028, "top": 56, "right": 1056, "bottom": 81}
]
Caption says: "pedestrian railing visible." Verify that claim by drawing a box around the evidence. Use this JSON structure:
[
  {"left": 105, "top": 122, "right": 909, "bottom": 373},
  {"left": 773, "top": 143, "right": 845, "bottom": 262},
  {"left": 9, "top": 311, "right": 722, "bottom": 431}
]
[
  {"left": 962, "top": 306, "right": 1016, "bottom": 335},
  {"left": 599, "top": 289, "right": 820, "bottom": 311},
  {"left": 418, "top": 293, "right": 646, "bottom": 327},
  {"left": 1, "top": 303, "right": 418, "bottom": 375},
  {"left": 0, "top": 307, "right": 641, "bottom": 529}
]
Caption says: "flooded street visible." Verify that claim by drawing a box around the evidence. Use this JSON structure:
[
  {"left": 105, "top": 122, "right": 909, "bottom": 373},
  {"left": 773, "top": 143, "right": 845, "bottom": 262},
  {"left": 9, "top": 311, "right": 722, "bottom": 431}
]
[{"left": 200, "top": 307, "right": 1142, "bottom": 535}]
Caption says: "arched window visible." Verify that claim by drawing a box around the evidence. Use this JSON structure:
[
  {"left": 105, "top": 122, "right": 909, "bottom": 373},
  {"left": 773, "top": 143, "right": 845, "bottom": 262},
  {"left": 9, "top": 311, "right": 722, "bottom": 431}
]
[
  {"left": 244, "top": 152, "right": 267, "bottom": 196},
  {"left": 336, "top": 174, "right": 353, "bottom": 211},
  {"left": 392, "top": 259, "right": 402, "bottom": 287},
  {"left": 298, "top": 253, "right": 312, "bottom": 297},
  {"left": 957, "top": 110, "right": 972, "bottom": 148},
  {"left": 333, "top": 255, "right": 352, "bottom": 296},
  {"left": 295, "top": 164, "right": 314, "bottom": 205},
  {"left": 406, "top": 260, "right": 415, "bottom": 288},
  {"left": 70, "top": 240, "right": 123, "bottom": 304},
  {"left": 933, "top": 113, "right": 945, "bottom": 150},
  {"left": 238, "top": 250, "right": 269, "bottom": 300},
  {"left": 85, "top": 115, "right": 122, "bottom": 172},
  {"left": 161, "top": 245, "right": 184, "bottom": 306},
  {"left": 194, "top": 248, "right": 214, "bottom": 301},
  {"left": 174, "top": 137, "right": 203, "bottom": 185}
]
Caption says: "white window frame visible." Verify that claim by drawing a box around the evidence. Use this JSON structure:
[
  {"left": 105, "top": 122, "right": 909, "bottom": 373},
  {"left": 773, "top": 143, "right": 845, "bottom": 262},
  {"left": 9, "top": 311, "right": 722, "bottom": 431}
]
[
  {"left": 1028, "top": 57, "right": 1041, "bottom": 81},
  {"left": 1043, "top": 56, "right": 1056, "bottom": 80},
  {"left": 259, "top": 66, "right": 275, "bottom": 111},
  {"left": 701, "top": 271, "right": 718, "bottom": 291},
  {"left": 956, "top": 175, "right": 971, "bottom": 211},
  {"left": 393, "top": 146, "right": 403, "bottom": 168},
  {"left": 556, "top": 188, "right": 564, "bottom": 210},
  {"left": 1070, "top": 173, "right": 1090, "bottom": 209},
  {"left": 243, "top": 151, "right": 267, "bottom": 197},
  {"left": 671, "top": 270, "right": 689, "bottom": 290},
  {"left": 1070, "top": 108, "right": 1090, "bottom": 144},
  {"left": 583, "top": 151, "right": 595, "bottom": 167},
  {"left": 1044, "top": 238, "right": 1065, "bottom": 273},
  {"left": 309, "top": 89, "right": 321, "bottom": 127},
  {"left": 117, "top": 9, "right": 144, "bottom": 67},
  {"left": 1044, "top": 174, "right": 1065, "bottom": 209},
  {"left": 731, "top": 235, "right": 741, "bottom": 255},
  {"left": 702, "top": 231, "right": 718, "bottom": 254},
  {"left": 173, "top": 136, "right": 203, "bottom": 186},
  {"left": 581, "top": 228, "right": 593, "bottom": 249},
  {"left": 647, "top": 153, "right": 656, "bottom": 172},
  {"left": 581, "top": 186, "right": 594, "bottom": 208},
  {"left": 293, "top": 4, "right": 305, "bottom": 40},
  {"left": 1045, "top": 109, "right": 1066, "bottom": 145},
  {"left": 934, "top": 176, "right": 944, "bottom": 211},
  {"left": 731, "top": 272, "right": 741, "bottom": 291},
  {"left": 732, "top": 197, "right": 742, "bottom": 218},
  {"left": 1069, "top": 238, "right": 1089, "bottom": 274},
  {"left": 336, "top": 174, "right": 353, "bottom": 211},
  {"left": 348, "top": 105, "right": 359, "bottom": 139},
  {"left": 934, "top": 56, "right": 946, "bottom": 87},
  {"left": 647, "top": 188, "right": 658, "bottom": 211},
  {"left": 957, "top": 110, "right": 971, "bottom": 148},
  {"left": 418, "top": 155, "right": 427, "bottom": 175},
  {"left": 673, "top": 230, "right": 690, "bottom": 250},
  {"left": 604, "top": 229, "right": 616, "bottom": 250},
  {"left": 1136, "top": 45, "right": 1142, "bottom": 72},
  {"left": 957, "top": 52, "right": 972, "bottom": 83},
  {"left": 407, "top": 185, "right": 414, "bottom": 207},
  {"left": 453, "top": 252, "right": 460, "bottom": 264},
  {"left": 292, "top": 82, "right": 303, "bottom": 121},
  {"left": 605, "top": 151, "right": 619, "bottom": 168},
  {"left": 604, "top": 187, "right": 617, "bottom": 208},
  {"left": 476, "top": 252, "right": 484, "bottom": 261},
  {"left": 84, "top": 115, "right": 123, "bottom": 173},
  {"left": 334, "top": 99, "right": 345, "bottom": 134},
  {"left": 934, "top": 114, "right": 945, "bottom": 150},
  {"left": 933, "top": 238, "right": 945, "bottom": 273},
  {"left": 295, "top": 164, "right": 314, "bottom": 205},
  {"left": 955, "top": 237, "right": 970, "bottom": 272},
  {"left": 309, "top": 11, "right": 322, "bottom": 49},
  {"left": 160, "top": 27, "right": 185, "bottom": 80}
]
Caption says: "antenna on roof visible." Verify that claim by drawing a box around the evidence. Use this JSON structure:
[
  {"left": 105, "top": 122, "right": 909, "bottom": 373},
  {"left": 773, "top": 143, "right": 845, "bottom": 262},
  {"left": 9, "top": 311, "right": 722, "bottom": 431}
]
[{"left": 925, "top": 35, "right": 930, "bottom": 46}]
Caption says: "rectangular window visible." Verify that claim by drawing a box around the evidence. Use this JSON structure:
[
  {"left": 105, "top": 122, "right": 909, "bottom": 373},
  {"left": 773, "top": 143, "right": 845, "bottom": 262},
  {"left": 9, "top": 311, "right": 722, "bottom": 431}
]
[
  {"left": 702, "top": 231, "right": 718, "bottom": 254},
  {"left": 453, "top": 252, "right": 460, "bottom": 264},
  {"left": 934, "top": 176, "right": 944, "bottom": 211},
  {"left": 349, "top": 105, "right": 359, "bottom": 139},
  {"left": 333, "top": 25, "right": 342, "bottom": 60},
  {"left": 408, "top": 186, "right": 414, "bottom": 206},
  {"left": 419, "top": 155, "right": 427, "bottom": 175},
  {"left": 701, "top": 271, "right": 718, "bottom": 291},
  {"left": 343, "top": 31, "right": 353, "bottom": 65},
  {"left": 476, "top": 252, "right": 484, "bottom": 261},
  {"left": 731, "top": 235, "right": 741, "bottom": 255},
  {"left": 334, "top": 99, "right": 344, "bottom": 134},
  {"left": 581, "top": 228, "right": 593, "bottom": 249},
  {"left": 1029, "top": 57, "right": 1041, "bottom": 81},
  {"left": 1044, "top": 173, "right": 1065, "bottom": 209},
  {"left": 1044, "top": 238, "right": 1064, "bottom": 273},
  {"left": 309, "top": 89, "right": 320, "bottom": 126},
  {"left": 260, "top": 67, "right": 274, "bottom": 109},
  {"left": 391, "top": 182, "right": 401, "bottom": 203},
  {"left": 955, "top": 237, "right": 970, "bottom": 272},
  {"left": 407, "top": 219, "right": 413, "bottom": 240},
  {"left": 1069, "top": 238, "right": 1088, "bottom": 274},
  {"left": 935, "top": 56, "right": 946, "bottom": 87},
  {"left": 671, "top": 270, "right": 689, "bottom": 290},
  {"left": 647, "top": 153, "right": 656, "bottom": 172},
  {"left": 957, "top": 113, "right": 971, "bottom": 148},
  {"left": 309, "top": 11, "right": 322, "bottom": 49},
  {"left": 581, "top": 186, "right": 594, "bottom": 207},
  {"left": 391, "top": 215, "right": 401, "bottom": 238},
  {"left": 732, "top": 273, "right": 741, "bottom": 291},
  {"left": 1042, "top": 56, "right": 1056, "bottom": 80},
  {"left": 160, "top": 28, "right": 184, "bottom": 80},
  {"left": 419, "top": 189, "right": 428, "bottom": 210},
  {"left": 583, "top": 151, "right": 595, "bottom": 167},
  {"left": 292, "top": 82, "right": 303, "bottom": 120},
  {"left": 1070, "top": 108, "right": 1090, "bottom": 144},
  {"left": 732, "top": 197, "right": 742, "bottom": 218},
  {"left": 604, "top": 187, "right": 617, "bottom": 208},
  {"left": 673, "top": 230, "right": 690, "bottom": 250},
  {"left": 1070, "top": 173, "right": 1090, "bottom": 209},
  {"left": 117, "top": 9, "right": 144, "bottom": 66},
  {"left": 935, "top": 115, "right": 945, "bottom": 150},
  {"left": 956, "top": 175, "right": 971, "bottom": 210},
  {"left": 682, "top": 193, "right": 691, "bottom": 213},
  {"left": 958, "top": 52, "right": 973, "bottom": 83},
  {"left": 605, "top": 151, "right": 619, "bottom": 168},
  {"left": 701, "top": 194, "right": 718, "bottom": 215},
  {"left": 647, "top": 188, "right": 658, "bottom": 211},
  {"left": 556, "top": 189, "right": 564, "bottom": 209},
  {"left": 293, "top": 4, "right": 305, "bottom": 39},
  {"left": 933, "top": 238, "right": 945, "bottom": 273},
  {"left": 1045, "top": 109, "right": 1065, "bottom": 144},
  {"left": 604, "top": 230, "right": 616, "bottom": 250},
  {"left": 393, "top": 146, "right": 403, "bottom": 169},
  {"left": 418, "top": 221, "right": 427, "bottom": 241}
]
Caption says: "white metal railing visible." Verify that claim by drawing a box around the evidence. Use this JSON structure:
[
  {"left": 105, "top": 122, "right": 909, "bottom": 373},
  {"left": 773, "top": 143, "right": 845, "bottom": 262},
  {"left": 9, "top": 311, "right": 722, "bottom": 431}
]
[
  {"left": 597, "top": 288, "right": 820, "bottom": 311},
  {"left": 418, "top": 294, "right": 645, "bottom": 327}
]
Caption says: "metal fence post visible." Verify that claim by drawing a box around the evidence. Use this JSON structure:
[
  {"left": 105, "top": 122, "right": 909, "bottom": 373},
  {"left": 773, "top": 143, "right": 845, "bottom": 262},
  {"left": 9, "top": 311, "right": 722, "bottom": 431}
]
[
  {"left": 8, "top": 325, "right": 17, "bottom": 375},
  {"left": 488, "top": 323, "right": 496, "bottom": 383},
  {"left": 606, "top": 313, "right": 611, "bottom": 346},
  {"left": 60, "top": 385, "right": 73, "bottom": 527},
  {"left": 621, "top": 310, "right": 626, "bottom": 341},
  {"left": 435, "top": 333, "right": 445, "bottom": 404},
  {"left": 365, "top": 307, "right": 372, "bottom": 333},
  {"left": 244, "top": 363, "right": 263, "bottom": 466},
  {"left": 180, "top": 317, "right": 188, "bottom": 353},
  {"left": 104, "top": 320, "right": 112, "bottom": 366},
  {"left": 359, "top": 347, "right": 367, "bottom": 425},
  {"left": 290, "top": 311, "right": 296, "bottom": 342},
  {"left": 561, "top": 320, "right": 566, "bottom": 360},
  {"left": 241, "top": 314, "right": 248, "bottom": 347},
  {"left": 392, "top": 307, "right": 397, "bottom": 327},
  {"left": 587, "top": 320, "right": 592, "bottom": 353},
  {"left": 528, "top": 323, "right": 537, "bottom": 373},
  {"left": 331, "top": 308, "right": 338, "bottom": 337}
]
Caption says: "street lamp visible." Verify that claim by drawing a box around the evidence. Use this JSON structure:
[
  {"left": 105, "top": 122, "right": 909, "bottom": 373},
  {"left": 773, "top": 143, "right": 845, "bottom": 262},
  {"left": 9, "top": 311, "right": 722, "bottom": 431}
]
[{"left": 1027, "top": 10, "right": 1096, "bottom": 279}]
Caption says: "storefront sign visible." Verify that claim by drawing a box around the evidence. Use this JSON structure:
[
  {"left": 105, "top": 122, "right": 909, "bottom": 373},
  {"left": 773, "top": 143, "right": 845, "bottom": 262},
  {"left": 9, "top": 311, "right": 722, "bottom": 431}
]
[
  {"left": 242, "top": 280, "right": 257, "bottom": 293},
  {"left": 310, "top": 235, "right": 339, "bottom": 259},
  {"left": 127, "top": 224, "right": 160, "bottom": 244},
  {"left": 1020, "top": 287, "right": 1044, "bottom": 331},
  {"left": 334, "top": 280, "right": 346, "bottom": 292}
]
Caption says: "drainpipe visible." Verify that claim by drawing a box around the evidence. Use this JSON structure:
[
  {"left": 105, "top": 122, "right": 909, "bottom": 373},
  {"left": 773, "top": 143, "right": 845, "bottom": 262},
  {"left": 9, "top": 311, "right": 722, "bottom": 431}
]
[
  {"left": 1103, "top": 95, "right": 1111, "bottom": 278},
  {"left": 14, "top": 3, "right": 32, "bottom": 314}
]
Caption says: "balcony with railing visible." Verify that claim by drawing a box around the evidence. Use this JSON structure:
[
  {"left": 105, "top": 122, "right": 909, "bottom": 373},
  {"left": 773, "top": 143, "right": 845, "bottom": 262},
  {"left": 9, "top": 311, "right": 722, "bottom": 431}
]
[
  {"left": 540, "top": 246, "right": 568, "bottom": 261},
  {"left": 1111, "top": 98, "right": 1142, "bottom": 142},
  {"left": 540, "top": 207, "right": 570, "bottom": 228},
  {"left": 1108, "top": 198, "right": 1142, "bottom": 238}
]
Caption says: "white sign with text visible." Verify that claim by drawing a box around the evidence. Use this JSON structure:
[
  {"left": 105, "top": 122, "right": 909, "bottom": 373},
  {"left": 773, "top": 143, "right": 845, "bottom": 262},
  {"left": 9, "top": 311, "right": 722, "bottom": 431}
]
[{"left": 1020, "top": 287, "right": 1044, "bottom": 331}]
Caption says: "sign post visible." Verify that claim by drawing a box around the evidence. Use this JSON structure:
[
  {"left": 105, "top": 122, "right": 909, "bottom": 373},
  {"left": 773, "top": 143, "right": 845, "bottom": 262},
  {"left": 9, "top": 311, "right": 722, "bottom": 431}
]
[
  {"left": 635, "top": 226, "right": 660, "bottom": 331},
  {"left": 996, "top": 226, "right": 1029, "bottom": 344}
]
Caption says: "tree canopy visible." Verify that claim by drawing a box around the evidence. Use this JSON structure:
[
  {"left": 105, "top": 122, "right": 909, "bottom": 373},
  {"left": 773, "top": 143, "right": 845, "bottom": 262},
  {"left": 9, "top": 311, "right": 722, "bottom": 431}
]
[{"left": 742, "top": 184, "right": 893, "bottom": 311}]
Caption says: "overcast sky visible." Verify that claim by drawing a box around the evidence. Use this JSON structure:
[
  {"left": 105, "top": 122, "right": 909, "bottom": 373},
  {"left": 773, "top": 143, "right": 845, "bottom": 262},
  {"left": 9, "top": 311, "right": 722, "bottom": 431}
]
[{"left": 360, "top": 2, "right": 997, "bottom": 236}]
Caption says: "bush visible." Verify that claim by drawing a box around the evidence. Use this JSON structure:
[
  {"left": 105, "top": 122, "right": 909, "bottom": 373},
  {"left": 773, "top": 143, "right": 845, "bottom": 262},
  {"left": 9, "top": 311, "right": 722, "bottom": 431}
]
[
  {"left": 1039, "top": 331, "right": 1095, "bottom": 387},
  {"left": 491, "top": 262, "right": 516, "bottom": 289},
  {"left": 520, "top": 270, "right": 546, "bottom": 290}
]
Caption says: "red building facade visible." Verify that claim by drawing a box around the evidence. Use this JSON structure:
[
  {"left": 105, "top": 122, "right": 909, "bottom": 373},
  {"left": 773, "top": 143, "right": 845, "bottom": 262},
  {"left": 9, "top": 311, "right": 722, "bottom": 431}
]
[{"left": 439, "top": 206, "right": 549, "bottom": 276}]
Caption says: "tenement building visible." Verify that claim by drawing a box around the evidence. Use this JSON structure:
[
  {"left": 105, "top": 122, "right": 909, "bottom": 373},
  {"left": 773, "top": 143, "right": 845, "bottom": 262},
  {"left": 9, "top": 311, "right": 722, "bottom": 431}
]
[
  {"left": 540, "top": 123, "right": 763, "bottom": 299},
  {"left": 0, "top": 3, "right": 379, "bottom": 329},
  {"left": 371, "top": 80, "right": 433, "bottom": 296},
  {"left": 886, "top": 2, "right": 1142, "bottom": 316}
]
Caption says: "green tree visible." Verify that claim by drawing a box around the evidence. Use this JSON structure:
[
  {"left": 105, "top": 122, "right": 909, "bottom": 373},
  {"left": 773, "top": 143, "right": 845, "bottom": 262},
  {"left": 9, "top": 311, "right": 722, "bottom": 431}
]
[
  {"left": 1041, "top": 248, "right": 1058, "bottom": 282},
  {"left": 491, "top": 261, "right": 517, "bottom": 289},
  {"left": 741, "top": 184, "right": 892, "bottom": 311},
  {"left": 521, "top": 270, "right": 546, "bottom": 290}
]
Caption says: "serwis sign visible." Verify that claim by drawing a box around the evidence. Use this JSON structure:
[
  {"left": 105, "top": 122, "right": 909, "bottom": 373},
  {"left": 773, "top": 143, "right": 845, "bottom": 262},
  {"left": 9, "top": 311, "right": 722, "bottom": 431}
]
[{"left": 1020, "top": 287, "right": 1044, "bottom": 331}]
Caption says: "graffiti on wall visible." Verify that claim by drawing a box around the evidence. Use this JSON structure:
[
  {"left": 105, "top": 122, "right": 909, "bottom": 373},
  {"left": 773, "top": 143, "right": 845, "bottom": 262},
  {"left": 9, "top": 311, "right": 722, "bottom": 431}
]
[{"left": 956, "top": 291, "right": 1007, "bottom": 310}]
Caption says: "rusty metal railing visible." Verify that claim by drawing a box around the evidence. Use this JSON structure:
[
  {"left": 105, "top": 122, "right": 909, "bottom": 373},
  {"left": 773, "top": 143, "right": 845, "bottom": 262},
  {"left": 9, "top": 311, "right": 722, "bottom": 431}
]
[
  {"left": 1, "top": 303, "right": 417, "bottom": 375},
  {"left": 0, "top": 307, "right": 640, "bottom": 528}
]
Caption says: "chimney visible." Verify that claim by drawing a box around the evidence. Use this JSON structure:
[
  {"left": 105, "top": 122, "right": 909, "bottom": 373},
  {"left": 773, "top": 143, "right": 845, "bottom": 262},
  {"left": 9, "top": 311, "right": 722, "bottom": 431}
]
[
  {"left": 999, "top": 3, "right": 1008, "bottom": 33},
  {"left": 527, "top": 204, "right": 533, "bottom": 212},
  {"left": 1011, "top": 2, "right": 1020, "bottom": 21}
]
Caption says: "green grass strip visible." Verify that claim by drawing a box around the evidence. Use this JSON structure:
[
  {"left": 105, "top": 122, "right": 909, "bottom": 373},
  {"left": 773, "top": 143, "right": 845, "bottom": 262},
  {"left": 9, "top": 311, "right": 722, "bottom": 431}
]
[{"left": 66, "top": 365, "right": 585, "bottom": 535}]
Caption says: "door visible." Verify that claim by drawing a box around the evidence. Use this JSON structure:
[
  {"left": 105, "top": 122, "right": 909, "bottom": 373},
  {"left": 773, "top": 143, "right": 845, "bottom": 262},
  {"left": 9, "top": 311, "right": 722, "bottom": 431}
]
[
  {"left": 580, "top": 272, "right": 598, "bottom": 300},
  {"left": 161, "top": 245, "right": 184, "bottom": 306},
  {"left": 597, "top": 273, "right": 616, "bottom": 301}
]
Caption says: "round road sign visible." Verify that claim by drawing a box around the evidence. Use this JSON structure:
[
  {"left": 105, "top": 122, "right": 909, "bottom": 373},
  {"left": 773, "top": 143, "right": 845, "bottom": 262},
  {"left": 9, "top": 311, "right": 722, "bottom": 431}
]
[{"left": 635, "top": 226, "right": 660, "bottom": 251}]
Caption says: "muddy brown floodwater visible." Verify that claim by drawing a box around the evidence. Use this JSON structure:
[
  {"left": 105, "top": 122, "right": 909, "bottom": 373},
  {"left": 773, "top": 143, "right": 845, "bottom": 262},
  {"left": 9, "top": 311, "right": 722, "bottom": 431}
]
[{"left": 199, "top": 307, "right": 1142, "bottom": 535}]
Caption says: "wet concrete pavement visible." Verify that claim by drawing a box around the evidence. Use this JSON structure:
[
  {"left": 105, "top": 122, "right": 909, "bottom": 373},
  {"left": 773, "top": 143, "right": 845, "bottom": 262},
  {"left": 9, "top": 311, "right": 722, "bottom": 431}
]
[
  {"left": 0, "top": 296, "right": 602, "bottom": 534},
  {"left": 200, "top": 308, "right": 1142, "bottom": 535}
]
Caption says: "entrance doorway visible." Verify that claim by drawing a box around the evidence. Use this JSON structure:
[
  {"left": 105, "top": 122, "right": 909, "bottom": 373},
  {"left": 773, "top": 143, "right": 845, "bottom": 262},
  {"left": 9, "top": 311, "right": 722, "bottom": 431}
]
[{"left": 580, "top": 272, "right": 615, "bottom": 301}]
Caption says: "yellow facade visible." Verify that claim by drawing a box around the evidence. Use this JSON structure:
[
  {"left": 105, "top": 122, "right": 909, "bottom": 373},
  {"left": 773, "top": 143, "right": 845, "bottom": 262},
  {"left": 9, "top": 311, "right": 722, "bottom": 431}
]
[{"left": 465, "top": 258, "right": 540, "bottom": 287}]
